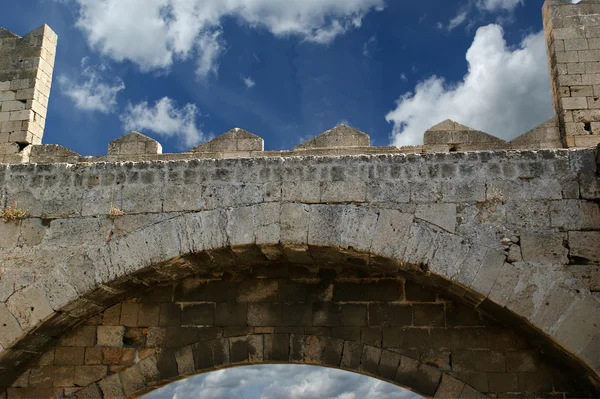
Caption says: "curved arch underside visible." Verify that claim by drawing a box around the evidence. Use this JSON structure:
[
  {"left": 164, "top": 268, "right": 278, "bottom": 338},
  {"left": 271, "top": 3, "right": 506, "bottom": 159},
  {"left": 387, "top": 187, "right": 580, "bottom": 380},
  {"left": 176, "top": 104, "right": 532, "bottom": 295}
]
[{"left": 2, "top": 252, "right": 599, "bottom": 398}]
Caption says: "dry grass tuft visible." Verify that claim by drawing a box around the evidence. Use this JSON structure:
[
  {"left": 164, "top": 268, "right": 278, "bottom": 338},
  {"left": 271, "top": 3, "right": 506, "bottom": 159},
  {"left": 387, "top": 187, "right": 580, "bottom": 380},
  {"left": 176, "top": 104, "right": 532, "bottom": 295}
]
[{"left": 1, "top": 201, "right": 28, "bottom": 223}]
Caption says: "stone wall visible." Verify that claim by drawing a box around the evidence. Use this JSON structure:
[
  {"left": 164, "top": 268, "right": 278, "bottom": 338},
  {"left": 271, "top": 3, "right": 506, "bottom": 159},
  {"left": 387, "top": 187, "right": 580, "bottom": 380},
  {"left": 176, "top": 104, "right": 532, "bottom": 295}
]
[
  {"left": 6, "top": 270, "right": 594, "bottom": 398},
  {"left": 543, "top": 0, "right": 600, "bottom": 147},
  {"left": 0, "top": 25, "right": 57, "bottom": 163},
  {"left": 0, "top": 148, "right": 598, "bottom": 397}
]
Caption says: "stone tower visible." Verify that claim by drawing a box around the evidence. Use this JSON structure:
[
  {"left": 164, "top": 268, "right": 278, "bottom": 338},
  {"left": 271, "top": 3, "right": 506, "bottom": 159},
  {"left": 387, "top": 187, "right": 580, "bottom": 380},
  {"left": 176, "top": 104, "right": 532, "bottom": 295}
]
[
  {"left": 0, "top": 25, "right": 57, "bottom": 162},
  {"left": 543, "top": 0, "right": 600, "bottom": 147}
]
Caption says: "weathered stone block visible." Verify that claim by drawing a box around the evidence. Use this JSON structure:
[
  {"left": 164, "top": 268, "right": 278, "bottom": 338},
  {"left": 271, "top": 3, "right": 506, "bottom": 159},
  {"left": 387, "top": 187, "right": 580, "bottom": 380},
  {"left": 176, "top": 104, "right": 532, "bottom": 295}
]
[
  {"left": 96, "top": 326, "right": 125, "bottom": 348},
  {"left": 520, "top": 232, "right": 568, "bottom": 264}
]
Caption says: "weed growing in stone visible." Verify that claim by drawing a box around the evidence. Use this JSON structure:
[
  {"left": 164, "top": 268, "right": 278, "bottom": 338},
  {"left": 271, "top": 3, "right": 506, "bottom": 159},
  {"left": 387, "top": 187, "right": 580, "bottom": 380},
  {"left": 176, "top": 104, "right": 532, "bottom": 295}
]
[{"left": 0, "top": 201, "right": 28, "bottom": 223}]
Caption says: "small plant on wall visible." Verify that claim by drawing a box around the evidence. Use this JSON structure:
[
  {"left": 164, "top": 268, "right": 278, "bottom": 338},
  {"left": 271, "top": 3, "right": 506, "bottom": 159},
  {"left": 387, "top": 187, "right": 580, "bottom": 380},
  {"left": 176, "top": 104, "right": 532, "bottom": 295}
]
[{"left": 1, "top": 201, "right": 28, "bottom": 224}]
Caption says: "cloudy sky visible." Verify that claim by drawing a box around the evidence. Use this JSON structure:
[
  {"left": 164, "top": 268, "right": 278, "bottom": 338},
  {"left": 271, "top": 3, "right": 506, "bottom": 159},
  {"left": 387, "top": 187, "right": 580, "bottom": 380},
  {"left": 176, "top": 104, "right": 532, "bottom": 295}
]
[
  {"left": 3, "top": 0, "right": 554, "bottom": 155},
  {"left": 144, "top": 364, "right": 419, "bottom": 399}
]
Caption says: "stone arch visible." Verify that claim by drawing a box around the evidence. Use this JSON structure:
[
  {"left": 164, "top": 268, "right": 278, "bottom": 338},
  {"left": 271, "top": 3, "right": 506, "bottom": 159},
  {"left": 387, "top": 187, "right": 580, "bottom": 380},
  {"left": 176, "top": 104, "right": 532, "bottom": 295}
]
[
  {"left": 1, "top": 202, "right": 599, "bottom": 397},
  {"left": 7, "top": 266, "right": 595, "bottom": 398}
]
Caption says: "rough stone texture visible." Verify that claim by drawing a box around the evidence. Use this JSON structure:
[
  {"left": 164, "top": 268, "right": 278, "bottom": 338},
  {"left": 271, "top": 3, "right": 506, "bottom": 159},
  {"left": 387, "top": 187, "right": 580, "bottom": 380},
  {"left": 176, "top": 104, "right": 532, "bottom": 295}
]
[
  {"left": 3, "top": 271, "right": 594, "bottom": 398},
  {"left": 0, "top": 148, "right": 597, "bottom": 397},
  {"left": 296, "top": 124, "right": 370, "bottom": 149},
  {"left": 544, "top": 0, "right": 600, "bottom": 147},
  {"left": 0, "top": 25, "right": 57, "bottom": 162},
  {"left": 510, "top": 116, "right": 563, "bottom": 149},
  {"left": 424, "top": 120, "right": 507, "bottom": 152},
  {"left": 0, "top": 4, "right": 599, "bottom": 397},
  {"left": 191, "top": 128, "right": 264, "bottom": 153},
  {"left": 107, "top": 132, "right": 162, "bottom": 156}
]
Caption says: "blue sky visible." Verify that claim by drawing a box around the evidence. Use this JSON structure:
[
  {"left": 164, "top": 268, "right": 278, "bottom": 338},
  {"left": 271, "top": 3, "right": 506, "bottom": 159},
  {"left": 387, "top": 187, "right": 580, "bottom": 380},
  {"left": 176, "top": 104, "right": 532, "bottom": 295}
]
[{"left": 3, "top": 0, "right": 553, "bottom": 156}]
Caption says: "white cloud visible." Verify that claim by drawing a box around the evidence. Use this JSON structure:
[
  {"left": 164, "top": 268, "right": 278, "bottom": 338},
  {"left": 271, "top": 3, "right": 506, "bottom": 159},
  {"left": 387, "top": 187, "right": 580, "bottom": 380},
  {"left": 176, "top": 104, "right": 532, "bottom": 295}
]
[
  {"left": 476, "top": 0, "right": 523, "bottom": 12},
  {"left": 68, "top": 0, "right": 384, "bottom": 78},
  {"left": 243, "top": 76, "right": 256, "bottom": 89},
  {"left": 363, "top": 36, "right": 377, "bottom": 57},
  {"left": 445, "top": 11, "right": 468, "bottom": 31},
  {"left": 120, "top": 97, "right": 206, "bottom": 148},
  {"left": 386, "top": 25, "right": 552, "bottom": 146},
  {"left": 57, "top": 58, "right": 125, "bottom": 113},
  {"left": 145, "top": 365, "right": 420, "bottom": 399}
]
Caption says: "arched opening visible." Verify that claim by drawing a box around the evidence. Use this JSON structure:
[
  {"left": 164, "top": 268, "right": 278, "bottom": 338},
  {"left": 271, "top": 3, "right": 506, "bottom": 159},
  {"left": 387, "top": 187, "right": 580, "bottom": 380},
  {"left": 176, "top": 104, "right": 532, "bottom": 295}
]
[
  {"left": 3, "top": 247, "right": 598, "bottom": 398},
  {"left": 143, "top": 364, "right": 424, "bottom": 399}
]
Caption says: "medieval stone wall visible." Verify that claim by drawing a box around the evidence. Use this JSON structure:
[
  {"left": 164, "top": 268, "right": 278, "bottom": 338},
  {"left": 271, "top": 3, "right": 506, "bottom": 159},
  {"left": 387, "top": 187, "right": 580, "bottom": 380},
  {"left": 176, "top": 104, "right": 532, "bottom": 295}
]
[
  {"left": 0, "top": 148, "right": 598, "bottom": 397},
  {"left": 6, "top": 271, "right": 594, "bottom": 398}
]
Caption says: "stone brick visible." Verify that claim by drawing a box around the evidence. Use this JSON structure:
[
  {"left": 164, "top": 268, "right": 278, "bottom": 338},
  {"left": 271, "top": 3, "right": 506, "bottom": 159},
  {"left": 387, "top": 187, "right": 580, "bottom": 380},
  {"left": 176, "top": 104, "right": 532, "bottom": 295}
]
[
  {"left": 73, "top": 366, "right": 107, "bottom": 387},
  {"left": 383, "top": 327, "right": 429, "bottom": 348},
  {"left": 53, "top": 366, "right": 74, "bottom": 387},
  {"left": 263, "top": 334, "right": 289, "bottom": 361},
  {"left": 58, "top": 326, "right": 96, "bottom": 347},
  {"left": 333, "top": 280, "right": 403, "bottom": 302},
  {"left": 369, "top": 304, "right": 412, "bottom": 327},
  {"left": 215, "top": 303, "right": 248, "bottom": 327},
  {"left": 434, "top": 374, "right": 465, "bottom": 398},
  {"left": 119, "top": 365, "right": 146, "bottom": 396},
  {"left": 0, "top": 303, "right": 23, "bottom": 348},
  {"left": 412, "top": 304, "right": 445, "bottom": 327},
  {"left": 54, "top": 347, "right": 85, "bottom": 366},
  {"left": 248, "top": 303, "right": 281, "bottom": 326},
  {"left": 312, "top": 303, "right": 339, "bottom": 327},
  {"left": 181, "top": 304, "right": 214, "bottom": 326},
  {"left": 84, "top": 348, "right": 103, "bottom": 365},
  {"left": 453, "top": 349, "right": 506, "bottom": 373},
  {"left": 119, "top": 303, "right": 139, "bottom": 327},
  {"left": 520, "top": 232, "right": 568, "bottom": 264},
  {"left": 237, "top": 280, "right": 278, "bottom": 302},
  {"left": 378, "top": 350, "right": 401, "bottom": 380},
  {"left": 281, "top": 304, "right": 312, "bottom": 327},
  {"left": 98, "top": 373, "right": 125, "bottom": 399},
  {"left": 359, "top": 345, "right": 381, "bottom": 375},
  {"left": 159, "top": 303, "right": 181, "bottom": 327},
  {"left": 339, "top": 304, "right": 367, "bottom": 327},
  {"left": 340, "top": 341, "right": 363, "bottom": 370},
  {"left": 96, "top": 326, "right": 124, "bottom": 348},
  {"left": 101, "top": 305, "right": 121, "bottom": 326},
  {"left": 137, "top": 303, "right": 160, "bottom": 327},
  {"left": 165, "top": 327, "right": 199, "bottom": 348}
]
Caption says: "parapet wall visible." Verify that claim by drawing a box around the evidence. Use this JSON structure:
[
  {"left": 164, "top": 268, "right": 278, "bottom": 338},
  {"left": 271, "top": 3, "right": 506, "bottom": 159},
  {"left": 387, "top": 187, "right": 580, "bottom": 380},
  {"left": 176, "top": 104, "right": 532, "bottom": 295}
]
[
  {"left": 2, "top": 1, "right": 600, "bottom": 165},
  {"left": 6, "top": 120, "right": 565, "bottom": 165}
]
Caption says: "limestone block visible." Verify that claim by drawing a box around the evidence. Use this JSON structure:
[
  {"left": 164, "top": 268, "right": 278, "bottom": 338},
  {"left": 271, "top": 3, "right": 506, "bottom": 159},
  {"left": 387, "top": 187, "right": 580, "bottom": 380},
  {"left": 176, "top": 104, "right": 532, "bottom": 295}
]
[
  {"left": 520, "top": 232, "right": 568, "bottom": 264},
  {"left": 424, "top": 119, "right": 506, "bottom": 150},
  {"left": 567, "top": 265, "right": 600, "bottom": 291},
  {"left": 5, "top": 283, "right": 54, "bottom": 332},
  {"left": 510, "top": 116, "right": 562, "bottom": 149},
  {"left": 568, "top": 231, "right": 600, "bottom": 263},
  {"left": 434, "top": 374, "right": 466, "bottom": 398},
  {"left": 108, "top": 132, "right": 162, "bottom": 156},
  {"left": 191, "top": 128, "right": 263, "bottom": 152},
  {"left": 552, "top": 293, "right": 600, "bottom": 354},
  {"left": 296, "top": 125, "right": 370, "bottom": 149},
  {"left": 29, "top": 144, "right": 80, "bottom": 163},
  {"left": 98, "top": 373, "right": 125, "bottom": 399},
  {"left": 415, "top": 203, "right": 456, "bottom": 232},
  {"left": 96, "top": 326, "right": 125, "bottom": 347},
  {"left": 0, "top": 303, "right": 23, "bottom": 348}
]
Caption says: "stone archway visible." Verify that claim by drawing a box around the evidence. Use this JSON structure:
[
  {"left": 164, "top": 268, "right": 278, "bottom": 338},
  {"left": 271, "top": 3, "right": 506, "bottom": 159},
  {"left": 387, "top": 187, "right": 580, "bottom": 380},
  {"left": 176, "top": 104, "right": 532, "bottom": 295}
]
[
  {"left": 4, "top": 252, "right": 598, "bottom": 398},
  {"left": 0, "top": 148, "right": 599, "bottom": 397}
]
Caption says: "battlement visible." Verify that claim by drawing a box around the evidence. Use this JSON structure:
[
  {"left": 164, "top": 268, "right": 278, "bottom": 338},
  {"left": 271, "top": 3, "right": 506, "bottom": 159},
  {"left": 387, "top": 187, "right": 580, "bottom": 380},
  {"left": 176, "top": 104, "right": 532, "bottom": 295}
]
[{"left": 1, "top": 2, "right": 599, "bottom": 164}]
